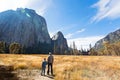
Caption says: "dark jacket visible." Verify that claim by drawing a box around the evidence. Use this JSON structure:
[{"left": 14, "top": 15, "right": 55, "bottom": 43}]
[
  {"left": 42, "top": 61, "right": 47, "bottom": 69},
  {"left": 47, "top": 55, "right": 54, "bottom": 63}
]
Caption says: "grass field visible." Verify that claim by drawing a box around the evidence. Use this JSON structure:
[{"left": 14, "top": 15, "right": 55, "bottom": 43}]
[{"left": 0, "top": 54, "right": 120, "bottom": 80}]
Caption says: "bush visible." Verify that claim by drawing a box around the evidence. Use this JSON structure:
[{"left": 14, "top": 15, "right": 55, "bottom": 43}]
[
  {"left": 9, "top": 42, "right": 21, "bottom": 54},
  {"left": 89, "top": 48, "right": 98, "bottom": 55}
]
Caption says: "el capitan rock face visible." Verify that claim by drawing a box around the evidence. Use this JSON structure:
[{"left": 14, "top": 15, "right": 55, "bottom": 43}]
[
  {"left": 0, "top": 8, "right": 51, "bottom": 53},
  {"left": 52, "top": 31, "right": 68, "bottom": 54}
]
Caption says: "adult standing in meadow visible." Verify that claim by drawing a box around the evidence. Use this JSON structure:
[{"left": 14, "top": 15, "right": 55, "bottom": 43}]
[{"left": 47, "top": 52, "right": 54, "bottom": 75}]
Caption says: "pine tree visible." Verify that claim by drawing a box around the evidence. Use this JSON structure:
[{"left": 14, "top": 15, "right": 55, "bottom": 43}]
[
  {"left": 72, "top": 41, "right": 79, "bottom": 55},
  {"left": 0, "top": 41, "right": 6, "bottom": 53}
]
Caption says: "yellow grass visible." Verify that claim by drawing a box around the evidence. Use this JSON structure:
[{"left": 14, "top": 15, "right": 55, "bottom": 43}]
[{"left": 0, "top": 54, "right": 120, "bottom": 80}]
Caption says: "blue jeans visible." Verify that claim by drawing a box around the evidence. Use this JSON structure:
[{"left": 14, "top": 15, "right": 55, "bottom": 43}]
[{"left": 41, "top": 67, "right": 46, "bottom": 75}]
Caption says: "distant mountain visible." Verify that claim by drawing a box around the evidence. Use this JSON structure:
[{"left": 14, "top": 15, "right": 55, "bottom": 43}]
[
  {"left": 52, "top": 31, "right": 69, "bottom": 54},
  {"left": 0, "top": 8, "right": 51, "bottom": 53},
  {"left": 0, "top": 8, "right": 69, "bottom": 54},
  {"left": 94, "top": 29, "right": 120, "bottom": 50}
]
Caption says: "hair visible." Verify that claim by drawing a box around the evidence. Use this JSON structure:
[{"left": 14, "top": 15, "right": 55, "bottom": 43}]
[{"left": 44, "top": 58, "right": 46, "bottom": 60}]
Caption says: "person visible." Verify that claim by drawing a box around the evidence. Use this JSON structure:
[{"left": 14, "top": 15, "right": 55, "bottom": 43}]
[
  {"left": 41, "top": 58, "right": 47, "bottom": 76},
  {"left": 47, "top": 52, "right": 54, "bottom": 75}
]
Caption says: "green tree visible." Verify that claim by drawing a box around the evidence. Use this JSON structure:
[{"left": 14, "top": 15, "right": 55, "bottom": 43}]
[
  {"left": 89, "top": 48, "right": 98, "bottom": 55},
  {"left": 0, "top": 41, "right": 6, "bottom": 53},
  {"left": 72, "top": 41, "right": 79, "bottom": 55},
  {"left": 9, "top": 42, "right": 21, "bottom": 54}
]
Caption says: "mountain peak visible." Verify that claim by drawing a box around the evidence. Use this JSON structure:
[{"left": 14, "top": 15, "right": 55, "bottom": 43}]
[
  {"left": 52, "top": 31, "right": 64, "bottom": 40},
  {"left": 17, "top": 8, "right": 36, "bottom": 13},
  {"left": 52, "top": 31, "right": 68, "bottom": 54}
]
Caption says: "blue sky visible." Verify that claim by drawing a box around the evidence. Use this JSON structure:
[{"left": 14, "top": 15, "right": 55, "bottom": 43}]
[{"left": 0, "top": 0, "right": 120, "bottom": 49}]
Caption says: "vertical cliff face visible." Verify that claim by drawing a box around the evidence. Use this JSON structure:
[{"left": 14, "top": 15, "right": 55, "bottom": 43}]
[
  {"left": 52, "top": 31, "right": 68, "bottom": 54},
  {"left": 0, "top": 8, "right": 51, "bottom": 53},
  {"left": 94, "top": 29, "right": 120, "bottom": 50}
]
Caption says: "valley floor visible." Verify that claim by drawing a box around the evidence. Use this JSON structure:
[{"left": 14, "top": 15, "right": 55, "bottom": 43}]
[{"left": 0, "top": 54, "right": 120, "bottom": 80}]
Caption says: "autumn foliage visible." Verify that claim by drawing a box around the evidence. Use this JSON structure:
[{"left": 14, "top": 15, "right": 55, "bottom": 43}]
[{"left": 89, "top": 41, "right": 120, "bottom": 56}]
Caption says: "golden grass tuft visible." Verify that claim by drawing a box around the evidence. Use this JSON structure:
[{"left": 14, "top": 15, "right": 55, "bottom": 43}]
[{"left": 14, "top": 62, "right": 28, "bottom": 69}]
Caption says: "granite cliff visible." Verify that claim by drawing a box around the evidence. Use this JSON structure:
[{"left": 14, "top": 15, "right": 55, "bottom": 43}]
[
  {"left": 52, "top": 31, "right": 68, "bottom": 54},
  {"left": 0, "top": 8, "right": 69, "bottom": 54},
  {"left": 0, "top": 8, "right": 51, "bottom": 53}
]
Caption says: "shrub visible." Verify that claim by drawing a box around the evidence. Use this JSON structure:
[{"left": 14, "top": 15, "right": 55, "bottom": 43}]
[{"left": 9, "top": 42, "right": 21, "bottom": 54}]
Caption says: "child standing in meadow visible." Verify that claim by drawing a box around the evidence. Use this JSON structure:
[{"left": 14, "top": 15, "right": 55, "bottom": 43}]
[{"left": 41, "top": 58, "right": 47, "bottom": 76}]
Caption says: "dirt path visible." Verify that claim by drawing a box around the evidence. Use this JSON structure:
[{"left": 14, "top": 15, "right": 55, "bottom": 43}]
[{"left": 16, "top": 69, "right": 54, "bottom": 80}]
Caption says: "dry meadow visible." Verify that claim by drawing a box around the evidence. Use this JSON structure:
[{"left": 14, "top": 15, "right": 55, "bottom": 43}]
[{"left": 0, "top": 54, "right": 120, "bottom": 80}]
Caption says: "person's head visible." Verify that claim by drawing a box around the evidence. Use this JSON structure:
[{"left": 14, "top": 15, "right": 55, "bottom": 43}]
[
  {"left": 44, "top": 58, "right": 46, "bottom": 61},
  {"left": 49, "top": 52, "right": 52, "bottom": 55}
]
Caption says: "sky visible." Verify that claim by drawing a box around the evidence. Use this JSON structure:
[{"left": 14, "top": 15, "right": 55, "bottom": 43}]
[{"left": 0, "top": 0, "right": 120, "bottom": 49}]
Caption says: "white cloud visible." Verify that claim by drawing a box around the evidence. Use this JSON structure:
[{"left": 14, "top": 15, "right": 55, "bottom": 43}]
[
  {"left": 26, "top": 0, "right": 52, "bottom": 16},
  {"left": 92, "top": 0, "right": 120, "bottom": 22},
  {"left": 51, "top": 24, "right": 86, "bottom": 39},
  {"left": 67, "top": 35, "right": 104, "bottom": 50},
  {"left": 65, "top": 28, "right": 86, "bottom": 39},
  {"left": 49, "top": 32, "right": 56, "bottom": 38},
  {"left": 0, "top": 0, "right": 52, "bottom": 16},
  {"left": 0, "top": 0, "right": 27, "bottom": 11},
  {"left": 77, "top": 29, "right": 85, "bottom": 33},
  {"left": 65, "top": 33, "right": 74, "bottom": 39}
]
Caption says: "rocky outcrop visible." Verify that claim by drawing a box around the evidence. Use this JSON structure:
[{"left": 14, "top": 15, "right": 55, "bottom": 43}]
[
  {"left": 94, "top": 29, "right": 120, "bottom": 50},
  {"left": 0, "top": 8, "right": 51, "bottom": 53},
  {"left": 52, "top": 31, "right": 68, "bottom": 54}
]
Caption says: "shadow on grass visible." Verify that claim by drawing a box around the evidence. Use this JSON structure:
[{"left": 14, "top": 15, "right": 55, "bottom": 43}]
[{"left": 43, "top": 74, "right": 55, "bottom": 79}]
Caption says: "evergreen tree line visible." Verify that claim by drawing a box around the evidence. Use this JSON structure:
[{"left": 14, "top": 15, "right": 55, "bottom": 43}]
[
  {"left": 0, "top": 41, "right": 21, "bottom": 54},
  {"left": 67, "top": 41, "right": 120, "bottom": 56},
  {"left": 1, "top": 40, "right": 119, "bottom": 55},
  {"left": 68, "top": 41, "right": 89, "bottom": 55},
  {"left": 0, "top": 41, "right": 52, "bottom": 54}
]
